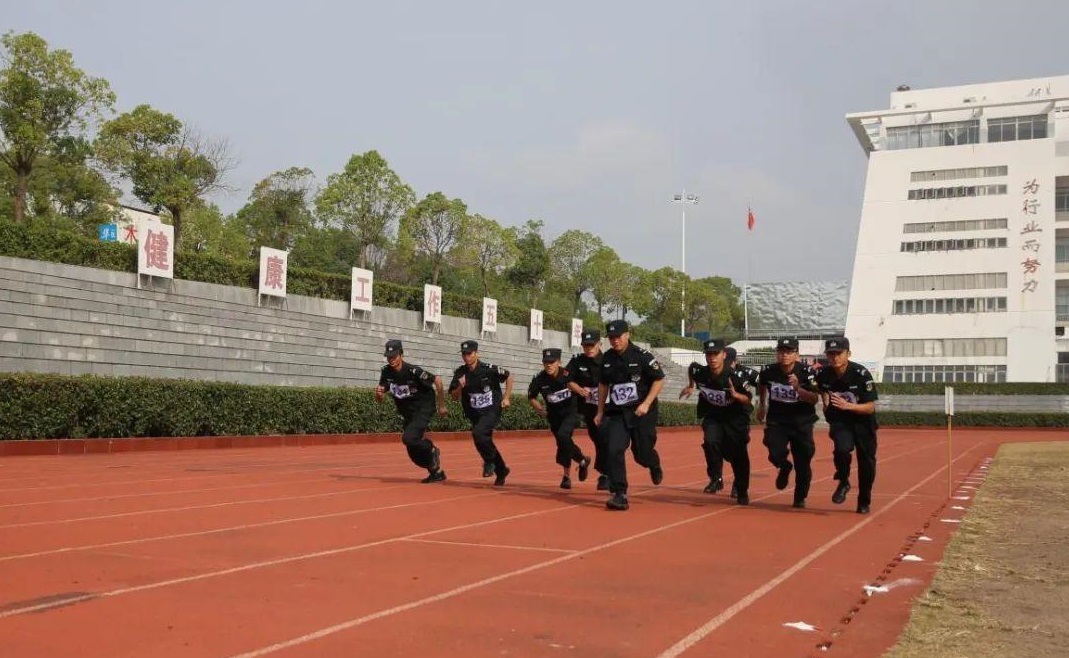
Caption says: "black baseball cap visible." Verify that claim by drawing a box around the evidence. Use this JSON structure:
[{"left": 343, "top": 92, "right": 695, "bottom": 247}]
[
  {"left": 581, "top": 329, "right": 600, "bottom": 345},
  {"left": 384, "top": 339, "right": 403, "bottom": 357},
  {"left": 703, "top": 338, "right": 725, "bottom": 354},
  {"left": 724, "top": 346, "right": 738, "bottom": 363},
  {"left": 825, "top": 337, "right": 850, "bottom": 353},
  {"left": 606, "top": 320, "right": 629, "bottom": 337},
  {"left": 460, "top": 340, "right": 478, "bottom": 354},
  {"left": 776, "top": 337, "right": 799, "bottom": 351},
  {"left": 542, "top": 347, "right": 562, "bottom": 363}
]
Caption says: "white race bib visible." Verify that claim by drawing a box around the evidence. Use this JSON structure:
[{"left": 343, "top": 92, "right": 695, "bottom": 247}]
[
  {"left": 837, "top": 391, "right": 858, "bottom": 404},
  {"left": 769, "top": 382, "right": 799, "bottom": 403},
  {"left": 546, "top": 389, "right": 572, "bottom": 404},
  {"left": 585, "top": 387, "right": 599, "bottom": 405},
  {"left": 610, "top": 382, "right": 640, "bottom": 405},
  {"left": 389, "top": 383, "right": 412, "bottom": 399},
  {"left": 699, "top": 386, "right": 729, "bottom": 406},
  {"left": 469, "top": 391, "right": 493, "bottom": 409}
]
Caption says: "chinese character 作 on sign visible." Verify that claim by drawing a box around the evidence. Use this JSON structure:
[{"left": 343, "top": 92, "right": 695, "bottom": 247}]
[
  {"left": 137, "top": 222, "right": 174, "bottom": 279},
  {"left": 1021, "top": 178, "right": 1042, "bottom": 293},
  {"left": 258, "top": 247, "right": 289, "bottom": 298},
  {"left": 423, "top": 284, "right": 442, "bottom": 325}
]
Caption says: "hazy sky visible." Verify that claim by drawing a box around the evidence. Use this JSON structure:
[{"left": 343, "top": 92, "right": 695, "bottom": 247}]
[{"left": 9, "top": 0, "right": 1069, "bottom": 284}]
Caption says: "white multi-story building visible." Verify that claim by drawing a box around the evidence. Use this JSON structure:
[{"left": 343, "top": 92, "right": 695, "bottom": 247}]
[{"left": 844, "top": 75, "right": 1069, "bottom": 383}]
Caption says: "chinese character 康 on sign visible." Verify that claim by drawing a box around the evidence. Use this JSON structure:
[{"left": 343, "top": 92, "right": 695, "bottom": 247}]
[{"left": 264, "top": 256, "right": 285, "bottom": 289}]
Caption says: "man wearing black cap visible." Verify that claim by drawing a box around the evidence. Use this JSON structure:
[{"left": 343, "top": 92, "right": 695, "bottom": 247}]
[
  {"left": 720, "top": 346, "right": 761, "bottom": 498},
  {"left": 594, "top": 319, "right": 666, "bottom": 511},
  {"left": 815, "top": 337, "right": 879, "bottom": 514},
  {"left": 679, "top": 338, "right": 754, "bottom": 504},
  {"left": 529, "top": 347, "right": 592, "bottom": 489},
  {"left": 565, "top": 329, "right": 609, "bottom": 490},
  {"left": 375, "top": 339, "right": 449, "bottom": 483},
  {"left": 756, "top": 337, "right": 820, "bottom": 508},
  {"left": 448, "top": 340, "right": 514, "bottom": 486}
]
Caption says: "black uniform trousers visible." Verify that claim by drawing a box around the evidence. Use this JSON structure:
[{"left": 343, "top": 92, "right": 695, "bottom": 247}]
[
  {"left": 549, "top": 412, "right": 586, "bottom": 468},
  {"left": 701, "top": 415, "right": 751, "bottom": 495},
  {"left": 400, "top": 406, "right": 438, "bottom": 471},
  {"left": 763, "top": 419, "right": 816, "bottom": 503},
  {"left": 602, "top": 405, "right": 661, "bottom": 495},
  {"left": 580, "top": 404, "right": 608, "bottom": 475},
  {"left": 468, "top": 409, "right": 508, "bottom": 471},
  {"left": 829, "top": 422, "right": 878, "bottom": 507}
]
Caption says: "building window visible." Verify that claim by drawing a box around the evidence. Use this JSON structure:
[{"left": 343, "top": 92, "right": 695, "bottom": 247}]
[
  {"left": 1056, "top": 189, "right": 1069, "bottom": 212},
  {"left": 883, "top": 365, "right": 1006, "bottom": 383},
  {"left": 907, "top": 184, "right": 1008, "bottom": 200},
  {"left": 900, "top": 238, "right": 1007, "bottom": 252},
  {"left": 895, "top": 272, "right": 1007, "bottom": 292},
  {"left": 892, "top": 296, "right": 1007, "bottom": 315},
  {"left": 1056, "top": 285, "right": 1069, "bottom": 321},
  {"left": 987, "top": 115, "right": 1049, "bottom": 142},
  {"left": 1056, "top": 239, "right": 1069, "bottom": 269},
  {"left": 902, "top": 218, "right": 1008, "bottom": 233},
  {"left": 886, "top": 338, "right": 1007, "bottom": 358},
  {"left": 910, "top": 166, "right": 1007, "bottom": 183},
  {"left": 886, "top": 120, "right": 980, "bottom": 150}
]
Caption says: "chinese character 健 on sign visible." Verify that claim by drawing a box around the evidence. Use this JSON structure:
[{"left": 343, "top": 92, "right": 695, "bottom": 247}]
[{"left": 144, "top": 229, "right": 170, "bottom": 270}]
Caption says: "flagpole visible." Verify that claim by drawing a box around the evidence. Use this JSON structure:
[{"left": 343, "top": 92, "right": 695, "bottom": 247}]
[{"left": 744, "top": 206, "right": 754, "bottom": 340}]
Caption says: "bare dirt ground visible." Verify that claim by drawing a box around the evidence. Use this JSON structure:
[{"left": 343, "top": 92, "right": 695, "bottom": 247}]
[{"left": 885, "top": 441, "right": 1069, "bottom": 658}]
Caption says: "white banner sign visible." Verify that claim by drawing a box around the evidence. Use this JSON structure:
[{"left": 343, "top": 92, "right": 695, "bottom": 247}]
[
  {"left": 481, "top": 297, "right": 498, "bottom": 333},
  {"left": 529, "top": 309, "right": 544, "bottom": 341},
  {"left": 944, "top": 386, "right": 955, "bottom": 417},
  {"left": 423, "top": 284, "right": 443, "bottom": 324},
  {"left": 258, "top": 247, "right": 289, "bottom": 298},
  {"left": 137, "top": 221, "right": 174, "bottom": 279},
  {"left": 571, "top": 318, "right": 583, "bottom": 348},
  {"left": 350, "top": 267, "right": 374, "bottom": 313}
]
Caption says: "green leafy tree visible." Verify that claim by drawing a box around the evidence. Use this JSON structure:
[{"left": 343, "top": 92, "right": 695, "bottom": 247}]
[
  {"left": 505, "top": 219, "right": 550, "bottom": 307},
  {"left": 549, "top": 229, "right": 604, "bottom": 315},
  {"left": 234, "top": 166, "right": 316, "bottom": 254},
  {"left": 95, "top": 104, "right": 233, "bottom": 248},
  {"left": 462, "top": 214, "right": 518, "bottom": 296},
  {"left": 181, "top": 203, "right": 249, "bottom": 259},
  {"left": 0, "top": 31, "right": 114, "bottom": 223},
  {"left": 399, "top": 192, "right": 467, "bottom": 285},
  {"left": 585, "top": 245, "right": 624, "bottom": 317},
  {"left": 315, "top": 150, "right": 415, "bottom": 269}
]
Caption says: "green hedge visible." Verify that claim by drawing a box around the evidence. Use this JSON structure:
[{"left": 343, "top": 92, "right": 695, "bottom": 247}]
[
  {"left": 0, "top": 219, "right": 572, "bottom": 332},
  {"left": 0, "top": 373, "right": 698, "bottom": 440}
]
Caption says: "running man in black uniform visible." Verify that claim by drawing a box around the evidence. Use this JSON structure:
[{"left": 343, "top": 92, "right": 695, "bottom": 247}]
[
  {"left": 528, "top": 347, "right": 592, "bottom": 489},
  {"left": 595, "top": 320, "right": 665, "bottom": 511},
  {"left": 815, "top": 337, "right": 879, "bottom": 514},
  {"left": 679, "top": 338, "right": 753, "bottom": 505},
  {"left": 565, "top": 329, "right": 608, "bottom": 490},
  {"left": 375, "top": 339, "right": 449, "bottom": 483},
  {"left": 757, "top": 337, "right": 820, "bottom": 508},
  {"left": 716, "top": 346, "right": 761, "bottom": 499},
  {"left": 448, "top": 340, "right": 513, "bottom": 486}
]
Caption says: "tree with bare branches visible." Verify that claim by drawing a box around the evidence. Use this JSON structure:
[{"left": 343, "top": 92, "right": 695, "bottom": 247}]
[{"left": 95, "top": 104, "right": 234, "bottom": 247}]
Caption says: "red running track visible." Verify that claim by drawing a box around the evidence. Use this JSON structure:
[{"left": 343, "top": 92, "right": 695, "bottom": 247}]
[{"left": 0, "top": 427, "right": 1059, "bottom": 658}]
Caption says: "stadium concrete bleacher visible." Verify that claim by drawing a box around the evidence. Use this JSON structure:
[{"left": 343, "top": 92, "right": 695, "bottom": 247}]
[{"left": 0, "top": 255, "right": 694, "bottom": 399}]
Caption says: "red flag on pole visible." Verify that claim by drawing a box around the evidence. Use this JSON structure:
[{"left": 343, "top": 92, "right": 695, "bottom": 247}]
[{"left": 747, "top": 208, "right": 755, "bottom": 231}]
